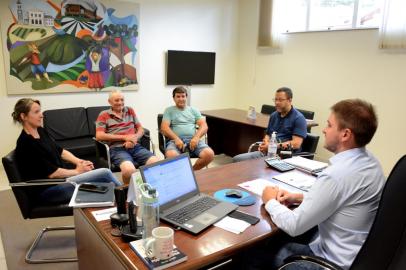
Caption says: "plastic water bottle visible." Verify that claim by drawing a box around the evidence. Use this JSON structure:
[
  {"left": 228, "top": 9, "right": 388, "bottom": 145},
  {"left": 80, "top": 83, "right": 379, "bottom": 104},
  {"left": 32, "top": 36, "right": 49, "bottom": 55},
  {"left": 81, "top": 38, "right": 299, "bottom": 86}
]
[
  {"left": 140, "top": 184, "right": 159, "bottom": 245},
  {"left": 268, "top": 131, "right": 278, "bottom": 158}
]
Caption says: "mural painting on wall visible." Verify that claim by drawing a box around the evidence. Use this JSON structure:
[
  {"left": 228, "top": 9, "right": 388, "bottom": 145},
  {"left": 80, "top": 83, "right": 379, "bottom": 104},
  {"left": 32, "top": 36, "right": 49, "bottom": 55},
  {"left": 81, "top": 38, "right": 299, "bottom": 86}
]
[{"left": 2, "top": 0, "right": 139, "bottom": 94}]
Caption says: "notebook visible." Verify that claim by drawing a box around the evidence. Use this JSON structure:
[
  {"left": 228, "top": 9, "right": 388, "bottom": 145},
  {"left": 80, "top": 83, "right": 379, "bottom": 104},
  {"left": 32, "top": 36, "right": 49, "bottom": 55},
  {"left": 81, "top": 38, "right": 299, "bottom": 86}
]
[
  {"left": 68, "top": 182, "right": 115, "bottom": 208},
  {"left": 139, "top": 153, "right": 238, "bottom": 234},
  {"left": 75, "top": 183, "right": 115, "bottom": 203}
]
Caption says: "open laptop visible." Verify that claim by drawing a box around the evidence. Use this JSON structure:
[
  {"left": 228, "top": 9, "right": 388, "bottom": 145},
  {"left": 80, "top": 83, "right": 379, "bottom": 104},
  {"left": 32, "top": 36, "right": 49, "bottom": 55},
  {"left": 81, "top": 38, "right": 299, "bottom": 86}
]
[{"left": 139, "top": 153, "right": 238, "bottom": 234}]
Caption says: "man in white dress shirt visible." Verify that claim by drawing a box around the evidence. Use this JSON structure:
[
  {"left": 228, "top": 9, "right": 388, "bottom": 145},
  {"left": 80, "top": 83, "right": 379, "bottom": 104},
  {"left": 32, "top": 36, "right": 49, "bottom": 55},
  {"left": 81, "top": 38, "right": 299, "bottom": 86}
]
[{"left": 259, "top": 99, "right": 385, "bottom": 270}]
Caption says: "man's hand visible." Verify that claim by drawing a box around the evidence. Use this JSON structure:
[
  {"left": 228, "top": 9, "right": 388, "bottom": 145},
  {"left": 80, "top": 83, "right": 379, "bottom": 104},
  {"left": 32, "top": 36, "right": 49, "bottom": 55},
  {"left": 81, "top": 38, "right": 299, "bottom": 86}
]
[
  {"left": 125, "top": 134, "right": 138, "bottom": 144},
  {"left": 174, "top": 138, "right": 184, "bottom": 151},
  {"left": 259, "top": 136, "right": 270, "bottom": 153},
  {"left": 76, "top": 160, "right": 93, "bottom": 174},
  {"left": 123, "top": 141, "right": 135, "bottom": 149},
  {"left": 259, "top": 142, "right": 268, "bottom": 153},
  {"left": 262, "top": 186, "right": 279, "bottom": 204},
  {"left": 280, "top": 142, "right": 291, "bottom": 150},
  {"left": 276, "top": 189, "right": 293, "bottom": 206},
  {"left": 277, "top": 189, "right": 303, "bottom": 206},
  {"left": 189, "top": 137, "right": 199, "bottom": 151}
]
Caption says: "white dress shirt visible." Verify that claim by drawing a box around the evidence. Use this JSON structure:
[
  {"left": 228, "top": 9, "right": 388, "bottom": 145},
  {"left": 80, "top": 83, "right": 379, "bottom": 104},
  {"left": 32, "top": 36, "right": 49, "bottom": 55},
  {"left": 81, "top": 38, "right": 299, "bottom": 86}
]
[{"left": 265, "top": 147, "right": 385, "bottom": 269}]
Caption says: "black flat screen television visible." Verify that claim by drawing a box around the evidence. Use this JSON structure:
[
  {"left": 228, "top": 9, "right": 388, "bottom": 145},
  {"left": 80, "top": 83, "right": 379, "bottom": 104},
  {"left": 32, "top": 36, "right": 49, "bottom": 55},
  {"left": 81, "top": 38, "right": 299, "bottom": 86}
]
[{"left": 166, "top": 50, "right": 216, "bottom": 85}]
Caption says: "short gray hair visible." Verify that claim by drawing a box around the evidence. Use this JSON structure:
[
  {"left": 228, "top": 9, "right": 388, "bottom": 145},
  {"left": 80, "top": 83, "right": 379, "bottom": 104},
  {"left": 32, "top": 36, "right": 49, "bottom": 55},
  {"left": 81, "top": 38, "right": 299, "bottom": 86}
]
[{"left": 109, "top": 89, "right": 123, "bottom": 100}]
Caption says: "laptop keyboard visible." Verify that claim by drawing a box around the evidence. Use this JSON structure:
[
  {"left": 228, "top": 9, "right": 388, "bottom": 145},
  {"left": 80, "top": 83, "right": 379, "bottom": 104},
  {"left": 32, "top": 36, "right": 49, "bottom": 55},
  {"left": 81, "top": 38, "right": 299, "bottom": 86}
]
[{"left": 166, "top": 196, "right": 220, "bottom": 224}]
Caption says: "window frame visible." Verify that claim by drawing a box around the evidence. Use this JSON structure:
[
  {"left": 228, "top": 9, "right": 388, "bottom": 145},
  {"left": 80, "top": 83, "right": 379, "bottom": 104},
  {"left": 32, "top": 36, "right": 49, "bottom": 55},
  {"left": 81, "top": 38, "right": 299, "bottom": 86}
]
[{"left": 281, "top": 0, "right": 382, "bottom": 34}]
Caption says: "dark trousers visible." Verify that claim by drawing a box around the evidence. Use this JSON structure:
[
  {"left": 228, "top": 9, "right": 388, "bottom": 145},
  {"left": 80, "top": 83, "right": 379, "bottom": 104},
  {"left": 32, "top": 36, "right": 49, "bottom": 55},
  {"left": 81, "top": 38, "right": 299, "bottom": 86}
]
[{"left": 242, "top": 227, "right": 322, "bottom": 270}]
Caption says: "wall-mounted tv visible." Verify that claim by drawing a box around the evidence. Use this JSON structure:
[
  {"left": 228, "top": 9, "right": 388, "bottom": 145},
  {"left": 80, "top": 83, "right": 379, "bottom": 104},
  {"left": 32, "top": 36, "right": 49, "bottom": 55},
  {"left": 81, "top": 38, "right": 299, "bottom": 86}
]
[{"left": 166, "top": 50, "right": 216, "bottom": 85}]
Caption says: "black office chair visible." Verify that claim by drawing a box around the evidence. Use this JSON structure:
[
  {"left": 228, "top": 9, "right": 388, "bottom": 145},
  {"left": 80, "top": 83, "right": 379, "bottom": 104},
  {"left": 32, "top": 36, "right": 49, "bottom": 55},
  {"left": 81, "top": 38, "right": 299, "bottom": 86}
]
[
  {"left": 2, "top": 150, "right": 77, "bottom": 264},
  {"left": 279, "top": 155, "right": 406, "bottom": 270},
  {"left": 295, "top": 133, "right": 319, "bottom": 160},
  {"left": 297, "top": 108, "right": 314, "bottom": 120},
  {"left": 261, "top": 105, "right": 314, "bottom": 119},
  {"left": 261, "top": 104, "right": 276, "bottom": 115},
  {"left": 248, "top": 133, "right": 319, "bottom": 160},
  {"left": 157, "top": 114, "right": 166, "bottom": 155},
  {"left": 261, "top": 105, "right": 315, "bottom": 132},
  {"left": 95, "top": 128, "right": 155, "bottom": 171}
]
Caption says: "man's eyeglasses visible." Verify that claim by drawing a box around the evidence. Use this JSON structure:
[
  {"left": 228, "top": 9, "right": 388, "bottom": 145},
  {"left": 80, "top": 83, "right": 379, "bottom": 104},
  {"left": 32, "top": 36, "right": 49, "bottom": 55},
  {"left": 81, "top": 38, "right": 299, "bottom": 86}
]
[{"left": 273, "top": 98, "right": 288, "bottom": 102}]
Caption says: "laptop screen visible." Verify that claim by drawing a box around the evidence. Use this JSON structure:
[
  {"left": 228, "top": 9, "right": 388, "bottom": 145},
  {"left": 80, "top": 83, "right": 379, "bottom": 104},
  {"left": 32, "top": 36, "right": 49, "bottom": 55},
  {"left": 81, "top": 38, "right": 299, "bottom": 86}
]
[{"left": 141, "top": 155, "right": 198, "bottom": 206}]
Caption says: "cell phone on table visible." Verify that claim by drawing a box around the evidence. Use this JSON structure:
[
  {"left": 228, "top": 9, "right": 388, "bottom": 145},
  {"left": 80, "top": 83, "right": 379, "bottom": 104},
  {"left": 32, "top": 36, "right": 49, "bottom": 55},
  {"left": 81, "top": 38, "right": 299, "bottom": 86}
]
[{"left": 78, "top": 183, "right": 109, "bottom": 193}]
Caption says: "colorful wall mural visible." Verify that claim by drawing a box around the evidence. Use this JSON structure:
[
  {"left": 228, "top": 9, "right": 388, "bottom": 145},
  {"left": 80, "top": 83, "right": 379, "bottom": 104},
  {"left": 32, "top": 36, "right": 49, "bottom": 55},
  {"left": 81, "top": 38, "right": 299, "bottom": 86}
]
[{"left": 2, "top": 0, "right": 139, "bottom": 94}]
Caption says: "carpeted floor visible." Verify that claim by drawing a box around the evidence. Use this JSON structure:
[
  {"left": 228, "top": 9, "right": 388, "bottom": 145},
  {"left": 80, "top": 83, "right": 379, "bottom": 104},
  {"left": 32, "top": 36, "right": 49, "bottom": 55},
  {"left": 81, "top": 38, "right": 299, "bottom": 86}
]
[{"left": 0, "top": 190, "right": 78, "bottom": 270}]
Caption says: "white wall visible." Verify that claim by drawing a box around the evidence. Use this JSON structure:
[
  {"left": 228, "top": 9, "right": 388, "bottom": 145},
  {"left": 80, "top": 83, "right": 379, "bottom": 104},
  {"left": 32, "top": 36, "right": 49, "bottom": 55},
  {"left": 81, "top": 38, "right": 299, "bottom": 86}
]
[
  {"left": 236, "top": 0, "right": 406, "bottom": 175},
  {"left": 0, "top": 0, "right": 239, "bottom": 159}
]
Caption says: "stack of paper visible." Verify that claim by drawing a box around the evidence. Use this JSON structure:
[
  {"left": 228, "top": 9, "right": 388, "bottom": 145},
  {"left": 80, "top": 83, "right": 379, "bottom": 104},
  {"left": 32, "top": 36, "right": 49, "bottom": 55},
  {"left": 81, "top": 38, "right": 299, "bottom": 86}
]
[
  {"left": 91, "top": 207, "right": 117, "bottom": 221},
  {"left": 214, "top": 216, "right": 251, "bottom": 234},
  {"left": 272, "top": 171, "right": 316, "bottom": 191},
  {"left": 283, "top": 156, "right": 328, "bottom": 174},
  {"left": 238, "top": 178, "right": 302, "bottom": 196}
]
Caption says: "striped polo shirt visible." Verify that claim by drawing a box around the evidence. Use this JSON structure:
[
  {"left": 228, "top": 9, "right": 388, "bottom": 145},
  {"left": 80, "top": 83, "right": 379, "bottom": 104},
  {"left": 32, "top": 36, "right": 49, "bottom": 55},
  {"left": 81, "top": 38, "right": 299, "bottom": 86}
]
[{"left": 96, "top": 106, "right": 142, "bottom": 148}]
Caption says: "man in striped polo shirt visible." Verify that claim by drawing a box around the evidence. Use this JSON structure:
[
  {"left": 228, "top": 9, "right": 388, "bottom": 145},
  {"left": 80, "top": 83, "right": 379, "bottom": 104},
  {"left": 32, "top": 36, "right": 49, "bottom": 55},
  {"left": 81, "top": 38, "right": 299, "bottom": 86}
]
[{"left": 96, "top": 90, "right": 159, "bottom": 183}]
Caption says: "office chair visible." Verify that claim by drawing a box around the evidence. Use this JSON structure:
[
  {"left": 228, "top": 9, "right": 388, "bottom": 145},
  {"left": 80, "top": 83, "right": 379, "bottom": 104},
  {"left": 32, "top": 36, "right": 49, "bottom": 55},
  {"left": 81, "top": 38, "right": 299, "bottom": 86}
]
[
  {"left": 261, "top": 104, "right": 276, "bottom": 115},
  {"left": 2, "top": 150, "right": 77, "bottom": 264},
  {"left": 248, "top": 133, "right": 319, "bottom": 160},
  {"left": 297, "top": 108, "right": 314, "bottom": 120},
  {"left": 278, "top": 155, "right": 406, "bottom": 270},
  {"left": 157, "top": 114, "right": 208, "bottom": 156},
  {"left": 297, "top": 108, "right": 315, "bottom": 133},
  {"left": 260, "top": 105, "right": 315, "bottom": 132},
  {"left": 94, "top": 128, "right": 155, "bottom": 171},
  {"left": 261, "top": 105, "right": 314, "bottom": 119}
]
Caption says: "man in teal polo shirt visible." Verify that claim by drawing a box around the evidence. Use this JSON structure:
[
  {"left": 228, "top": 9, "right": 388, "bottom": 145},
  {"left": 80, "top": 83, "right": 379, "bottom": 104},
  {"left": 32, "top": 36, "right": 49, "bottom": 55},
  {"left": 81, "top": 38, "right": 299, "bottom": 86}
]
[{"left": 161, "top": 86, "right": 214, "bottom": 170}]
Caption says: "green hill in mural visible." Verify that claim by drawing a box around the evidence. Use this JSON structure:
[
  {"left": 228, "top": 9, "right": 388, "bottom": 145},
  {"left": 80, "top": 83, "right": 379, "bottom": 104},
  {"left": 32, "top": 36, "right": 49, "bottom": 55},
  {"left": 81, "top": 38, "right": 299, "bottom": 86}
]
[
  {"left": 44, "top": 35, "right": 88, "bottom": 65},
  {"left": 10, "top": 34, "right": 89, "bottom": 86}
]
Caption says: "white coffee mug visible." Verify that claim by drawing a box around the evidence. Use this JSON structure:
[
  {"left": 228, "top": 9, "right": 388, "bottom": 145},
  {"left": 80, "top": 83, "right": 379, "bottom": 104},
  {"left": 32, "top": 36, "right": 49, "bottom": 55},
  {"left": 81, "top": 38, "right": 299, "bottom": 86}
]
[{"left": 145, "top": 227, "right": 174, "bottom": 260}]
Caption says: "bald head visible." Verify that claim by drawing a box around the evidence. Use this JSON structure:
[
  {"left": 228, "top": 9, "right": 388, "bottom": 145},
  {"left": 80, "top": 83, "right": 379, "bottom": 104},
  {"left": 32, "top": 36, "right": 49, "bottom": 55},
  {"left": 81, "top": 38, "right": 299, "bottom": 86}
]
[{"left": 108, "top": 90, "right": 125, "bottom": 113}]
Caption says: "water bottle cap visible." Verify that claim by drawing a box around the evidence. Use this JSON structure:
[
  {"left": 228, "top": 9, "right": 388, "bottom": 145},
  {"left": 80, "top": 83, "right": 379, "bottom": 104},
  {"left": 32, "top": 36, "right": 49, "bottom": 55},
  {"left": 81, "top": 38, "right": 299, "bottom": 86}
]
[{"left": 140, "top": 183, "right": 158, "bottom": 203}]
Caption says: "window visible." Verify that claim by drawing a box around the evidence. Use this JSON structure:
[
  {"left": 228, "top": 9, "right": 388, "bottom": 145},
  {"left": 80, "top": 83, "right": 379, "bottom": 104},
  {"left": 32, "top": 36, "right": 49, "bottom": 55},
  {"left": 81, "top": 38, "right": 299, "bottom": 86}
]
[{"left": 280, "top": 0, "right": 383, "bottom": 33}]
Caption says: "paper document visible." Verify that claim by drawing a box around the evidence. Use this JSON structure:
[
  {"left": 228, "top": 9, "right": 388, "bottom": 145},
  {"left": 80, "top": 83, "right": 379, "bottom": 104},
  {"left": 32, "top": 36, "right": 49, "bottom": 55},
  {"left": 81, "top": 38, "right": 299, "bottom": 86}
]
[
  {"left": 214, "top": 216, "right": 251, "bottom": 234},
  {"left": 91, "top": 207, "right": 117, "bottom": 221},
  {"left": 238, "top": 178, "right": 302, "bottom": 197},
  {"left": 272, "top": 171, "right": 316, "bottom": 191},
  {"left": 284, "top": 156, "right": 328, "bottom": 172}
]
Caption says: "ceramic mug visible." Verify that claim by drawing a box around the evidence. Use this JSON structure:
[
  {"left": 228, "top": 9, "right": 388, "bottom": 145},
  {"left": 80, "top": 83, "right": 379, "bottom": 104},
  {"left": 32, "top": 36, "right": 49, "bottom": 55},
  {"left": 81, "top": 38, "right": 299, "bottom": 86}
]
[{"left": 145, "top": 227, "right": 174, "bottom": 260}]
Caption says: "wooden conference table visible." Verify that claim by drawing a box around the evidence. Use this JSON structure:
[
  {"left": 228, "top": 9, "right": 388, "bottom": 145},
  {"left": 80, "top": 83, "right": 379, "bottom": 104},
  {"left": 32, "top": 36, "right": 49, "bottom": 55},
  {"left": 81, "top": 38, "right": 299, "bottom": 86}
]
[
  {"left": 202, "top": 108, "right": 318, "bottom": 157},
  {"left": 74, "top": 158, "right": 286, "bottom": 270}
]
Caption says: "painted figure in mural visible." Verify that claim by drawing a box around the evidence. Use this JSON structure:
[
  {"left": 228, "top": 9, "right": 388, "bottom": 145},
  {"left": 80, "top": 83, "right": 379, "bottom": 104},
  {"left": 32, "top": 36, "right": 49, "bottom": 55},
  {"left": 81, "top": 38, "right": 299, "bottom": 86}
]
[
  {"left": 87, "top": 48, "right": 104, "bottom": 91},
  {"left": 85, "top": 47, "right": 110, "bottom": 91},
  {"left": 19, "top": 43, "right": 53, "bottom": 83}
]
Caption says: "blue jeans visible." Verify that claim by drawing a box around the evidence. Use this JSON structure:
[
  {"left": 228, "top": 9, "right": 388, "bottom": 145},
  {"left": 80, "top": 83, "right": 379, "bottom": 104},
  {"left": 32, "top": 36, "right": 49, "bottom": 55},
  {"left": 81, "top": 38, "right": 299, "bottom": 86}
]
[
  {"left": 39, "top": 168, "right": 122, "bottom": 204},
  {"left": 66, "top": 168, "right": 122, "bottom": 186},
  {"left": 233, "top": 150, "right": 264, "bottom": 163}
]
